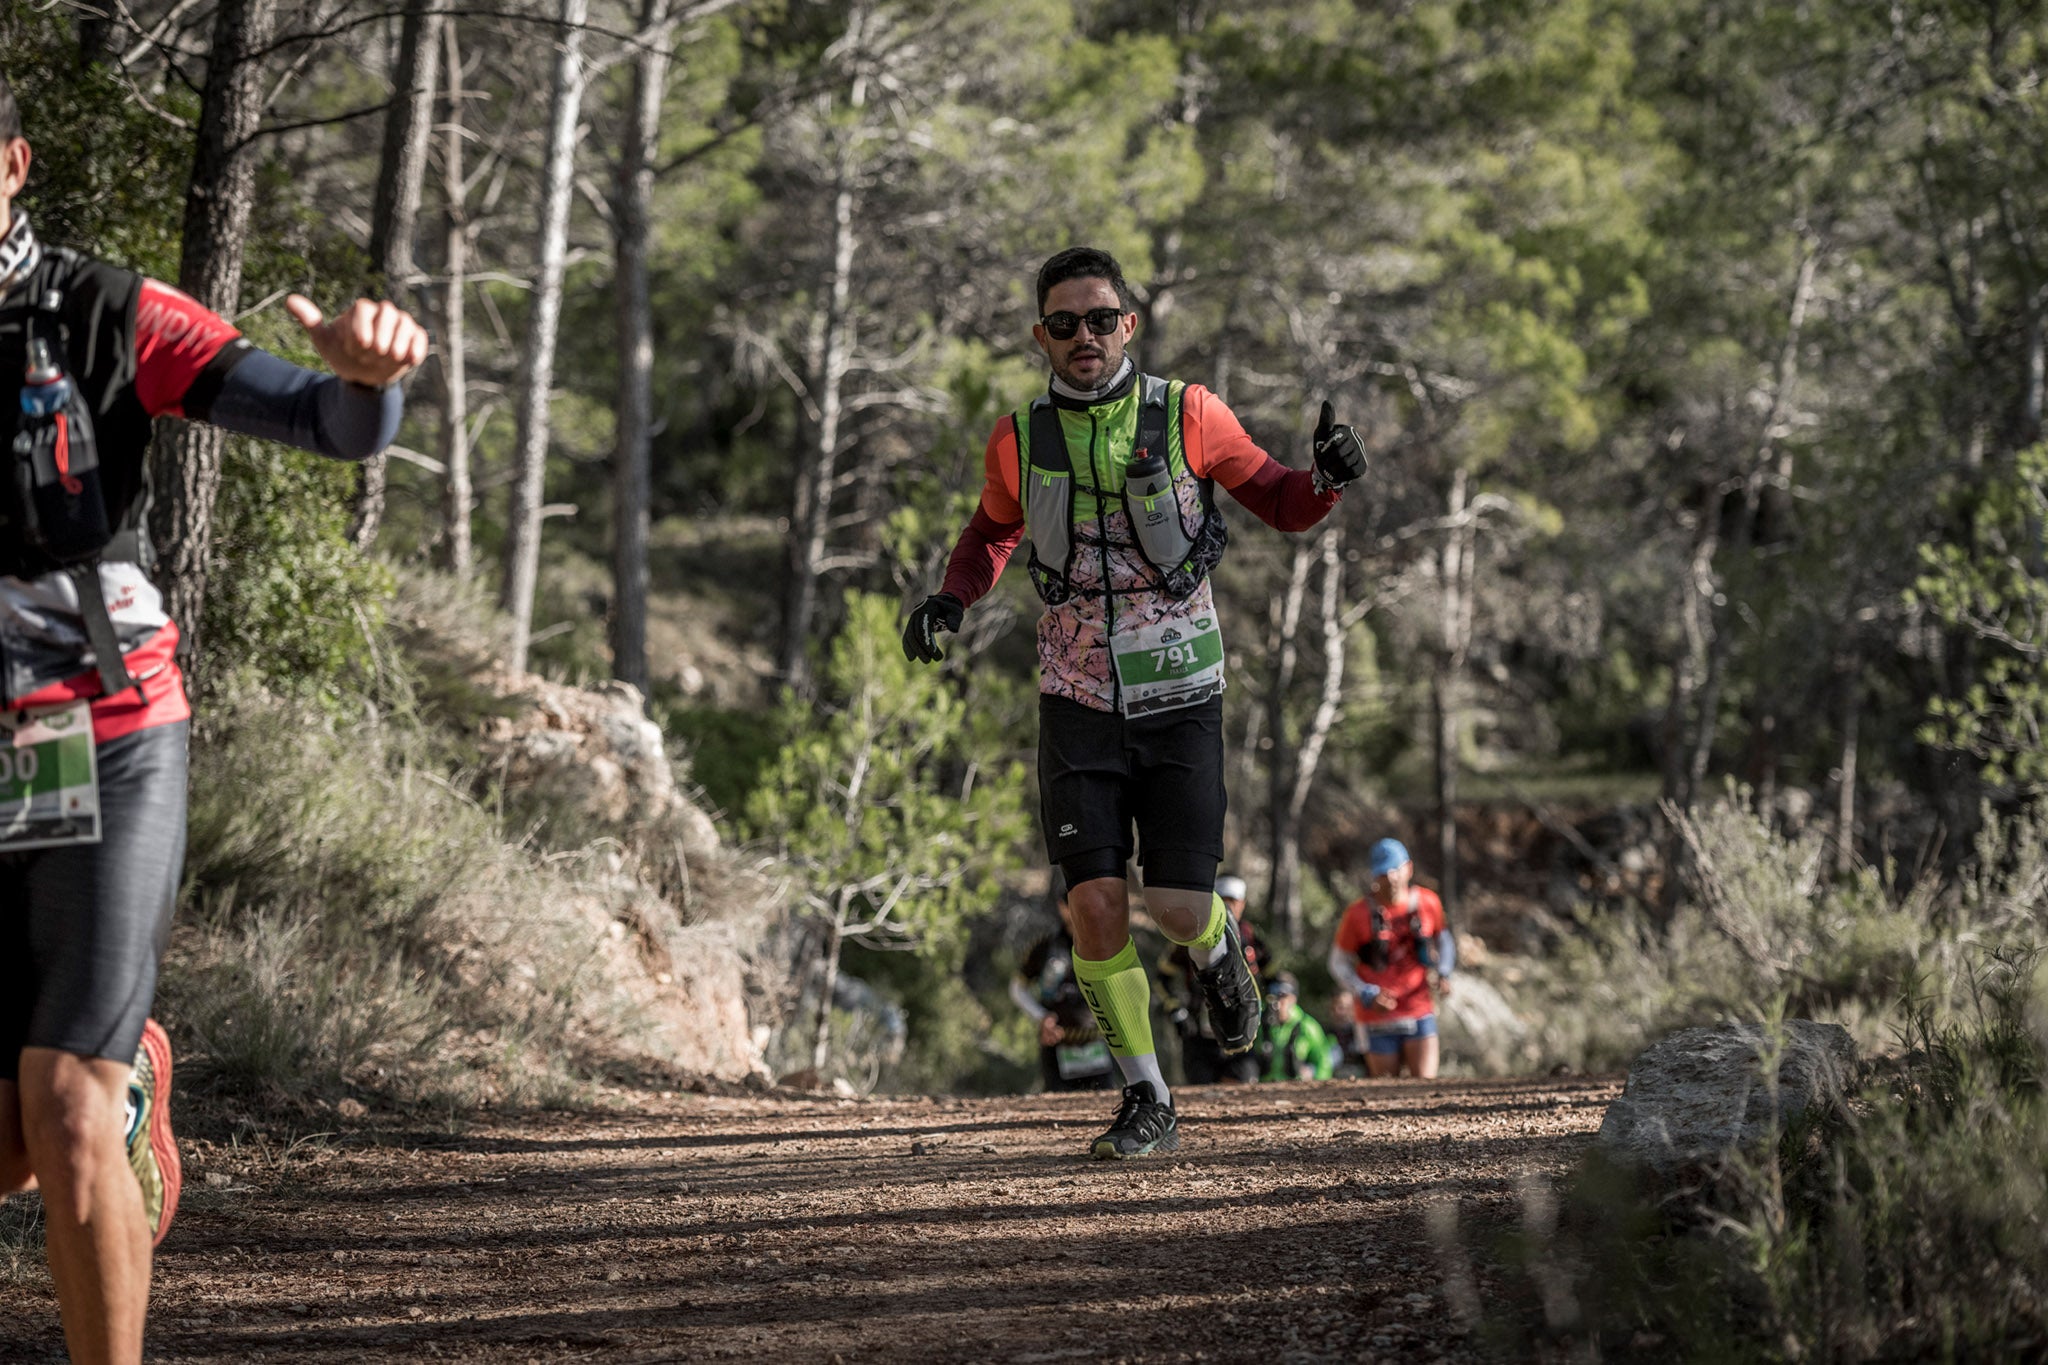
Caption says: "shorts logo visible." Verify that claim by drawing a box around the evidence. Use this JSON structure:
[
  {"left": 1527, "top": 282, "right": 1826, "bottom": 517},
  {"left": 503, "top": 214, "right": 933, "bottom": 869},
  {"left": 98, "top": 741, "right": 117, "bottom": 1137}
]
[{"left": 1059, "top": 823, "right": 1077, "bottom": 837}]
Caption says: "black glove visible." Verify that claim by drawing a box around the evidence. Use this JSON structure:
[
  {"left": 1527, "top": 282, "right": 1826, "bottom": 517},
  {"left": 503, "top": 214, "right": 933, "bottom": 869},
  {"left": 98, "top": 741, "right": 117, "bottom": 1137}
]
[
  {"left": 901, "top": 592, "right": 965, "bottom": 663},
  {"left": 1311, "top": 400, "right": 1368, "bottom": 491}
]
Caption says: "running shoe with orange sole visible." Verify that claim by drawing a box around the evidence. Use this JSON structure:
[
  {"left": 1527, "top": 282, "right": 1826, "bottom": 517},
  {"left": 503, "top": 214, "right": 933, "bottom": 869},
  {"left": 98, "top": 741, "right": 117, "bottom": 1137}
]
[{"left": 125, "top": 1019, "right": 180, "bottom": 1247}]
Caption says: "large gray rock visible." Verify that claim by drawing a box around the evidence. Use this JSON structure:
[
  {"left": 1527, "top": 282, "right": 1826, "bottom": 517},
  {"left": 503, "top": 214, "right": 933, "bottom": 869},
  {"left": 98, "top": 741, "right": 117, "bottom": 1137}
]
[{"left": 1597, "top": 1020, "right": 1858, "bottom": 1175}]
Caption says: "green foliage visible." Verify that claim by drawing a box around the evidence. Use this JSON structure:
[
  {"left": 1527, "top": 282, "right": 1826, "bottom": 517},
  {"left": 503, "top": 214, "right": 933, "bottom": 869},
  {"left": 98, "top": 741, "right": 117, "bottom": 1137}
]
[
  {"left": 201, "top": 441, "right": 395, "bottom": 709},
  {"left": 747, "top": 590, "right": 1030, "bottom": 962},
  {"left": 2, "top": 17, "right": 188, "bottom": 274},
  {"left": 1504, "top": 792, "right": 1939, "bottom": 1073},
  {"left": 1911, "top": 444, "right": 2048, "bottom": 792},
  {"left": 1501, "top": 941, "right": 2048, "bottom": 1361}
]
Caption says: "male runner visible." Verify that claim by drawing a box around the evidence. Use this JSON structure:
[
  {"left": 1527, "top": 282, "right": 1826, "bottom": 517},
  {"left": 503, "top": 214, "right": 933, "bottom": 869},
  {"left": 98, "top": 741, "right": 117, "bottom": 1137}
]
[
  {"left": 903, "top": 246, "right": 1367, "bottom": 1156},
  {"left": 0, "top": 71, "right": 426, "bottom": 1365},
  {"left": 1330, "top": 838, "right": 1457, "bottom": 1078}
]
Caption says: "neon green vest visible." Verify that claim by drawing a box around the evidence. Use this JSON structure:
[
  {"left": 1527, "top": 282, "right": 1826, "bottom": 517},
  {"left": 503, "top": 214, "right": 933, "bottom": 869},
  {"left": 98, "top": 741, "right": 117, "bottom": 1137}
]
[{"left": 1016, "top": 374, "right": 1226, "bottom": 604}]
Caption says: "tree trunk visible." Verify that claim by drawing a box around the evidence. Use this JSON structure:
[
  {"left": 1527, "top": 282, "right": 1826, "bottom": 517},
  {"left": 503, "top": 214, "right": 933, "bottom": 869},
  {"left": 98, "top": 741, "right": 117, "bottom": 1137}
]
[
  {"left": 1832, "top": 670, "right": 1860, "bottom": 878},
  {"left": 352, "top": 0, "right": 446, "bottom": 550},
  {"left": 1433, "top": 469, "right": 1473, "bottom": 919},
  {"left": 1681, "top": 242, "right": 1819, "bottom": 809},
  {"left": 610, "top": 0, "right": 670, "bottom": 701},
  {"left": 2023, "top": 283, "right": 2044, "bottom": 447},
  {"left": 811, "top": 913, "right": 845, "bottom": 1075},
  {"left": 1278, "top": 526, "right": 1347, "bottom": 948},
  {"left": 499, "top": 0, "right": 589, "bottom": 674},
  {"left": 778, "top": 5, "right": 867, "bottom": 690},
  {"left": 76, "top": 12, "right": 116, "bottom": 65},
  {"left": 436, "top": 16, "right": 472, "bottom": 577},
  {"left": 1262, "top": 541, "right": 1312, "bottom": 941},
  {"left": 149, "top": 0, "right": 277, "bottom": 667}
]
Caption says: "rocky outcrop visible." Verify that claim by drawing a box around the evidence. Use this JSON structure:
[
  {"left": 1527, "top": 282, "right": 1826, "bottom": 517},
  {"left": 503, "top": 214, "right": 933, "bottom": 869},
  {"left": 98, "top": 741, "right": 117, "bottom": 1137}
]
[
  {"left": 1596, "top": 1020, "right": 1858, "bottom": 1176},
  {"left": 465, "top": 670, "right": 776, "bottom": 1082},
  {"left": 481, "top": 674, "right": 720, "bottom": 857}
]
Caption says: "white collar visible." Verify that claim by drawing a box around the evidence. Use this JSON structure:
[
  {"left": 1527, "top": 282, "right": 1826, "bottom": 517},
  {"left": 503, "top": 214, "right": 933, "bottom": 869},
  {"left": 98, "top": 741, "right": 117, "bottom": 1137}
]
[{"left": 1048, "top": 354, "right": 1134, "bottom": 404}]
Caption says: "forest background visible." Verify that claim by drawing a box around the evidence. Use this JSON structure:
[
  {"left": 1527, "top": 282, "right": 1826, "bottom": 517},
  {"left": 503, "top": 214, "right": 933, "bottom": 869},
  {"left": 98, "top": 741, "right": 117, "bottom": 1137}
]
[
  {"left": 8, "top": 0, "right": 2048, "bottom": 1353},
  {"left": 7, "top": 0, "right": 2047, "bottom": 1079}
]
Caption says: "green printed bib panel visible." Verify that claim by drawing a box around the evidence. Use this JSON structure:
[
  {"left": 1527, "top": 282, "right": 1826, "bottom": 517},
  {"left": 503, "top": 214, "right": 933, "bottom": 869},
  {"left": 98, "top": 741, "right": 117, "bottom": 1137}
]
[
  {"left": 1110, "top": 612, "right": 1224, "bottom": 717},
  {"left": 1054, "top": 1039, "right": 1114, "bottom": 1080},
  {"left": 0, "top": 699, "right": 101, "bottom": 851}
]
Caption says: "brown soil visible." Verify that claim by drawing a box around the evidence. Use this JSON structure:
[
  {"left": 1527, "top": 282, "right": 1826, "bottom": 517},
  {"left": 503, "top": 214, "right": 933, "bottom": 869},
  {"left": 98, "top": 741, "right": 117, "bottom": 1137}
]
[{"left": 2, "top": 1076, "right": 1619, "bottom": 1364}]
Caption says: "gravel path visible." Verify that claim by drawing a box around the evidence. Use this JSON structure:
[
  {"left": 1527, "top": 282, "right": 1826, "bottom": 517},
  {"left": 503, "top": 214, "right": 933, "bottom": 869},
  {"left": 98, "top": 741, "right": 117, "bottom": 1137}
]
[{"left": 0, "top": 1075, "right": 1619, "bottom": 1363}]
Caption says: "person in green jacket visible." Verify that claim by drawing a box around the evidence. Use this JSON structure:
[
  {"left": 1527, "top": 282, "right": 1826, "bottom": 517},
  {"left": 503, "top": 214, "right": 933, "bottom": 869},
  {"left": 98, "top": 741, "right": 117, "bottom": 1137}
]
[{"left": 1261, "top": 973, "right": 1337, "bottom": 1081}]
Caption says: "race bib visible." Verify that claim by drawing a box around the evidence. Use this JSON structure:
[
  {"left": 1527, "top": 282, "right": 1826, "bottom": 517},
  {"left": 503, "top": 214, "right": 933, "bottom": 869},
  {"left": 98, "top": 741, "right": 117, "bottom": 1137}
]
[
  {"left": 0, "top": 700, "right": 101, "bottom": 851},
  {"left": 1110, "top": 613, "right": 1225, "bottom": 717},
  {"left": 1055, "top": 1039, "right": 1114, "bottom": 1080}
]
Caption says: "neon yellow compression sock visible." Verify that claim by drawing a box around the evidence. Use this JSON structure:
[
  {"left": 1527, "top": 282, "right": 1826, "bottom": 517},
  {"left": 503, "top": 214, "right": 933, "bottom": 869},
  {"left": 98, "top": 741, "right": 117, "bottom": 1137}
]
[
  {"left": 1072, "top": 938, "right": 1169, "bottom": 1105},
  {"left": 1163, "top": 894, "right": 1230, "bottom": 967},
  {"left": 1071, "top": 939, "right": 1154, "bottom": 1057}
]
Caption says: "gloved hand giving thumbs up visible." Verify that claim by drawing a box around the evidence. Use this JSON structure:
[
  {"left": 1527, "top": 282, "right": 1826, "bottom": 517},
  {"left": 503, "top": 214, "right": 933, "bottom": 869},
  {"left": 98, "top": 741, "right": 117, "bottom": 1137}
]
[{"left": 1310, "top": 401, "right": 1368, "bottom": 493}]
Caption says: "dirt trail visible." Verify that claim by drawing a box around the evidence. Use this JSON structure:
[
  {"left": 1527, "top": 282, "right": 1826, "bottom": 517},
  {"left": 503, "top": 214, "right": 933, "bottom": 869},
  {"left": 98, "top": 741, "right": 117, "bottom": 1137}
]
[{"left": 2, "top": 1076, "right": 1618, "bottom": 1364}]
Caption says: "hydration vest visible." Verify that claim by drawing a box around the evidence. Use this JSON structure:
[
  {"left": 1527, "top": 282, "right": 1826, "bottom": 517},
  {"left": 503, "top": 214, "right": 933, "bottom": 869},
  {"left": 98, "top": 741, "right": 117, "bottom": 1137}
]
[
  {"left": 1018, "top": 373, "right": 1227, "bottom": 605},
  {"left": 1358, "top": 889, "right": 1434, "bottom": 972},
  {"left": 0, "top": 249, "right": 165, "bottom": 696}
]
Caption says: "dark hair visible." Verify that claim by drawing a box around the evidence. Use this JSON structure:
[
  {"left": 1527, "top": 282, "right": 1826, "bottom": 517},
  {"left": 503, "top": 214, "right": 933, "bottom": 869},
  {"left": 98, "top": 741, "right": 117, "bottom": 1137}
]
[
  {"left": 0, "top": 71, "right": 18, "bottom": 143},
  {"left": 1035, "top": 246, "right": 1133, "bottom": 314}
]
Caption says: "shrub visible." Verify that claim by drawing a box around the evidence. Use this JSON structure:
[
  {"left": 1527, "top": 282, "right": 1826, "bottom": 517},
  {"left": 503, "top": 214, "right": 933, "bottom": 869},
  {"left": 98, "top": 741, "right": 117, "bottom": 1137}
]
[
  {"left": 1484, "top": 805, "right": 2048, "bottom": 1361},
  {"left": 163, "top": 677, "right": 701, "bottom": 1109}
]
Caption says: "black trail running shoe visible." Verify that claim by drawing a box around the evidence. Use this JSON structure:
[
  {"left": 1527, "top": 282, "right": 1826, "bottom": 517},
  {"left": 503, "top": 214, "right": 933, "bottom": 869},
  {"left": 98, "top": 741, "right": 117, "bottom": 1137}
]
[
  {"left": 1091, "top": 1081, "right": 1179, "bottom": 1159},
  {"left": 1196, "top": 914, "right": 1262, "bottom": 1055}
]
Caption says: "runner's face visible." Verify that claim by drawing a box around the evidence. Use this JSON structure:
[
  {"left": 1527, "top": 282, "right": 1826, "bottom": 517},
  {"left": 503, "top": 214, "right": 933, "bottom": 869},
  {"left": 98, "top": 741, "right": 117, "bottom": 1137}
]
[
  {"left": 1371, "top": 861, "right": 1412, "bottom": 904},
  {"left": 1033, "top": 276, "right": 1135, "bottom": 391}
]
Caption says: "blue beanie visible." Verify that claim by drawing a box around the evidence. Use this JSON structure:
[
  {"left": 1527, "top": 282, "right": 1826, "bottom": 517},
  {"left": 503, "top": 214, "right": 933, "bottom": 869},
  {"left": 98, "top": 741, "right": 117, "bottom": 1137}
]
[{"left": 1368, "top": 838, "right": 1410, "bottom": 877}]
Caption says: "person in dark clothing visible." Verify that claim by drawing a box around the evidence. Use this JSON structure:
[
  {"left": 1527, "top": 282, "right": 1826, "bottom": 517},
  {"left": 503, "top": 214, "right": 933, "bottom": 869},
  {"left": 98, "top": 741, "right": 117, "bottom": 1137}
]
[{"left": 1012, "top": 876, "right": 1117, "bottom": 1092}]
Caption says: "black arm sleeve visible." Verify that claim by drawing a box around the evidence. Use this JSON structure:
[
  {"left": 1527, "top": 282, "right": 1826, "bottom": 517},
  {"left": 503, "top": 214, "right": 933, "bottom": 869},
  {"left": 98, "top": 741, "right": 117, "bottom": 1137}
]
[{"left": 202, "top": 346, "right": 404, "bottom": 462}]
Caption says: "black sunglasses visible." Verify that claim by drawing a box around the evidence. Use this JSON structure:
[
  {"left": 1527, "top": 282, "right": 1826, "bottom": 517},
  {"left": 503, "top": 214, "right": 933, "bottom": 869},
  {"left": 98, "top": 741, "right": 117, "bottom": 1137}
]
[{"left": 1040, "top": 307, "right": 1127, "bottom": 341}]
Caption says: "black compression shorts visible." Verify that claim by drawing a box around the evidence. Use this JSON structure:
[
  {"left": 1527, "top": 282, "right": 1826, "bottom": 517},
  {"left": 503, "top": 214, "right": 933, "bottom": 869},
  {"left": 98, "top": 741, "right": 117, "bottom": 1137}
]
[
  {"left": 1038, "top": 693, "right": 1224, "bottom": 893},
  {"left": 0, "top": 720, "right": 188, "bottom": 1079}
]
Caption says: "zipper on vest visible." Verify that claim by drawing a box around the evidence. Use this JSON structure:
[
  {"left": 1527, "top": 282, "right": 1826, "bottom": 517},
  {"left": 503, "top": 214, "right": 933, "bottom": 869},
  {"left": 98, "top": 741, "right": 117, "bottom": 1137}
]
[{"left": 1090, "top": 409, "right": 1120, "bottom": 713}]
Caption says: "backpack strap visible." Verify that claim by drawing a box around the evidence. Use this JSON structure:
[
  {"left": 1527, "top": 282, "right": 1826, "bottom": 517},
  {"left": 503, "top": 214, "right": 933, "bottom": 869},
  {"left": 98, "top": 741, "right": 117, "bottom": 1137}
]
[
  {"left": 66, "top": 564, "right": 139, "bottom": 698},
  {"left": 1028, "top": 396, "right": 1067, "bottom": 473},
  {"left": 1134, "top": 373, "right": 1169, "bottom": 463}
]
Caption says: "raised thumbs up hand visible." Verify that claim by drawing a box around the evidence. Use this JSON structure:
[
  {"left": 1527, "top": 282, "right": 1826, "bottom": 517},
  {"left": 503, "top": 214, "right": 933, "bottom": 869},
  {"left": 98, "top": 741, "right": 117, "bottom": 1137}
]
[
  {"left": 285, "top": 294, "right": 429, "bottom": 388},
  {"left": 1310, "top": 400, "right": 1367, "bottom": 491}
]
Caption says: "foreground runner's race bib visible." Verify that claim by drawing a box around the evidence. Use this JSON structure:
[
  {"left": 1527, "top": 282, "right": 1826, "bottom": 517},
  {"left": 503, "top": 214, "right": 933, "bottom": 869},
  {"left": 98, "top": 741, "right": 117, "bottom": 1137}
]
[
  {"left": 1110, "top": 613, "right": 1225, "bottom": 717},
  {"left": 1055, "top": 1039, "right": 1114, "bottom": 1080},
  {"left": 0, "top": 700, "right": 101, "bottom": 851}
]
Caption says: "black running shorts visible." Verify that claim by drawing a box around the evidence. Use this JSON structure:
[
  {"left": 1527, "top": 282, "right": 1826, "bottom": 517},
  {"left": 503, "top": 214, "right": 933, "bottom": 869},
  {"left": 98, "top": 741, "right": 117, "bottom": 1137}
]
[
  {"left": 1038, "top": 693, "right": 1224, "bottom": 892},
  {"left": 0, "top": 720, "right": 188, "bottom": 1080}
]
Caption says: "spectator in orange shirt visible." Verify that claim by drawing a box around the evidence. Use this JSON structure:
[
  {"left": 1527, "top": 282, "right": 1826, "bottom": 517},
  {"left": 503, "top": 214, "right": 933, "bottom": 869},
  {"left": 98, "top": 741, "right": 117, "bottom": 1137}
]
[{"left": 1328, "top": 839, "right": 1456, "bottom": 1078}]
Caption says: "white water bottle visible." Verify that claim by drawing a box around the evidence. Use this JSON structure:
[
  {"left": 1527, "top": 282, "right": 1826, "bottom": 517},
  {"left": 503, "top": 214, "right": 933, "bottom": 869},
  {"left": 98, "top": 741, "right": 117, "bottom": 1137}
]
[{"left": 1124, "top": 450, "right": 1192, "bottom": 568}]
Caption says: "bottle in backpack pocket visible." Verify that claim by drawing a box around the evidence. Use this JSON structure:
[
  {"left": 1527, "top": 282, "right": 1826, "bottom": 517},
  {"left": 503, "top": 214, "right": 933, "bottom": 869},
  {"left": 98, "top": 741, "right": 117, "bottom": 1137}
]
[
  {"left": 13, "top": 332, "right": 111, "bottom": 564},
  {"left": 1122, "top": 448, "right": 1194, "bottom": 570}
]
